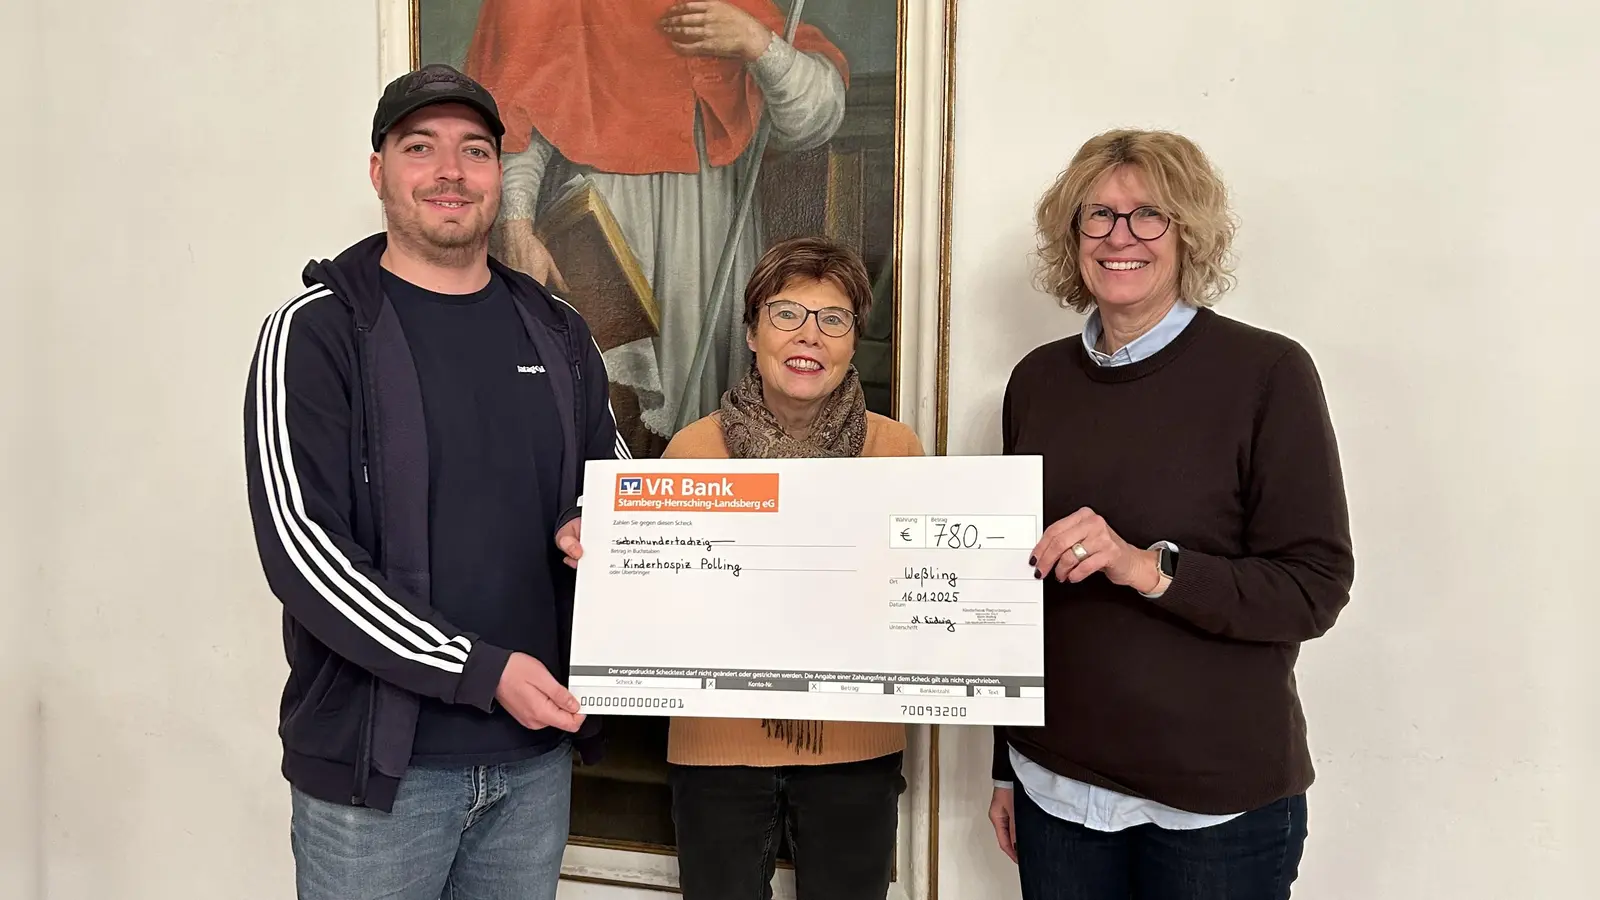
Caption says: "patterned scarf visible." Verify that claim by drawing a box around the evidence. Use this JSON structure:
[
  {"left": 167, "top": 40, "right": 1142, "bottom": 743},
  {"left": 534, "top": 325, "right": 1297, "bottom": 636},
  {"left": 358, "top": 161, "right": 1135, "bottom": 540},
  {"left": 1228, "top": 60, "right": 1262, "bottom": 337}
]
[
  {"left": 719, "top": 365, "right": 868, "bottom": 460},
  {"left": 718, "top": 364, "right": 868, "bottom": 753}
]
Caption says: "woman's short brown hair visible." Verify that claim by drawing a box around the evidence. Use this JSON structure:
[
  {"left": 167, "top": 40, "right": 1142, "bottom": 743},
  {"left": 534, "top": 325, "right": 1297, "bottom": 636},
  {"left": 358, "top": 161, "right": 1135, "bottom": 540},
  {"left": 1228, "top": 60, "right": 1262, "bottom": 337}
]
[
  {"left": 742, "top": 236, "right": 873, "bottom": 339},
  {"left": 1033, "top": 129, "right": 1238, "bottom": 314}
]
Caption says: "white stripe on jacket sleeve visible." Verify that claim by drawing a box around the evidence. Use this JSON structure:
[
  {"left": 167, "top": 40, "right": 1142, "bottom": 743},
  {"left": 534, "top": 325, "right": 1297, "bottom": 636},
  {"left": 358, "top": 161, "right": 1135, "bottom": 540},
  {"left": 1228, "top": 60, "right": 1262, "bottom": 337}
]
[{"left": 254, "top": 285, "right": 471, "bottom": 672}]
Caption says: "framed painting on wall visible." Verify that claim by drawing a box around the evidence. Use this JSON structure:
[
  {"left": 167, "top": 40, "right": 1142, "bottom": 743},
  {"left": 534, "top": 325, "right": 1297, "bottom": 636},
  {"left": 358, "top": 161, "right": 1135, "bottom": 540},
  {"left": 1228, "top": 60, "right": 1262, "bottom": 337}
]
[{"left": 377, "top": 1, "right": 959, "bottom": 896}]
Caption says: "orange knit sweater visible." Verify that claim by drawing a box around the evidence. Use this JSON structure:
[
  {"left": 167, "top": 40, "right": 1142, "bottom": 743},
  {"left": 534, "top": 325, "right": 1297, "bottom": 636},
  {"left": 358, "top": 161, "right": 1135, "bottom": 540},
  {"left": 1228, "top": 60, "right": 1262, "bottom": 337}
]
[{"left": 662, "top": 409, "right": 924, "bottom": 767}]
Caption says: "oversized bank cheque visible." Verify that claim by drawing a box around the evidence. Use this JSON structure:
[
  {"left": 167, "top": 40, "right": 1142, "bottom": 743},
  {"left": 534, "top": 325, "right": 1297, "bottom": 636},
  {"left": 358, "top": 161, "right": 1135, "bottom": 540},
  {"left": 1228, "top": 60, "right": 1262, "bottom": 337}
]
[{"left": 567, "top": 454, "right": 1044, "bottom": 726}]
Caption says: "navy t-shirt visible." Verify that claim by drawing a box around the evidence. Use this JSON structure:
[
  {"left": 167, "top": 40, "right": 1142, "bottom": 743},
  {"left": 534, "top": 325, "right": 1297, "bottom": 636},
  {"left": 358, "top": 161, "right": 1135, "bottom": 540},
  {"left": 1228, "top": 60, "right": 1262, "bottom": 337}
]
[{"left": 381, "top": 268, "right": 566, "bottom": 766}]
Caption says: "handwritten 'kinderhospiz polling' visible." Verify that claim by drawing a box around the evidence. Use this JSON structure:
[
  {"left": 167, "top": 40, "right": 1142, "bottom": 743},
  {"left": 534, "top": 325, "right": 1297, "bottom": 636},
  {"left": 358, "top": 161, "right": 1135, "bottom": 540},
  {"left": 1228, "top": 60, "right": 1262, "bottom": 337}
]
[{"left": 567, "top": 455, "right": 1046, "bottom": 727}]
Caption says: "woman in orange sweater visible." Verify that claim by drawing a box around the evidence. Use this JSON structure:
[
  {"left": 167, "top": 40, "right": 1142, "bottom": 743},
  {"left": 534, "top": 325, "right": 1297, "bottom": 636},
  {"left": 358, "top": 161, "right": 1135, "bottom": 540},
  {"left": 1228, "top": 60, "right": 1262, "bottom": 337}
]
[{"left": 660, "top": 235, "right": 919, "bottom": 899}]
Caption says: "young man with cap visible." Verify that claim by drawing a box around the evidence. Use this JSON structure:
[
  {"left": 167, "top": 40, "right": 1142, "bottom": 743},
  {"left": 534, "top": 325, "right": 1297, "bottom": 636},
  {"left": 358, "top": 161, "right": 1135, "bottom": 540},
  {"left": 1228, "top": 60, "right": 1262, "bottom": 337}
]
[{"left": 243, "top": 63, "right": 627, "bottom": 899}]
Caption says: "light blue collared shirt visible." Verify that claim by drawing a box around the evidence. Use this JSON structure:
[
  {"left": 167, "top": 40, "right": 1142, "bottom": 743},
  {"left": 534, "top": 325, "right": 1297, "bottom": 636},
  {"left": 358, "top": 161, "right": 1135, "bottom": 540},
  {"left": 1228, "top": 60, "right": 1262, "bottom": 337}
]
[
  {"left": 1081, "top": 300, "right": 1197, "bottom": 366},
  {"left": 997, "top": 300, "right": 1241, "bottom": 832}
]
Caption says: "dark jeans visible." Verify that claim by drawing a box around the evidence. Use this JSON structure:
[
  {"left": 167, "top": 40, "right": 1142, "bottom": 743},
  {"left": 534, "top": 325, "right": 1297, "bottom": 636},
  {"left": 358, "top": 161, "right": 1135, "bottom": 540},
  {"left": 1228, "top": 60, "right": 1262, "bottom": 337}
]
[
  {"left": 1014, "top": 784, "right": 1308, "bottom": 900},
  {"left": 670, "top": 751, "right": 905, "bottom": 900}
]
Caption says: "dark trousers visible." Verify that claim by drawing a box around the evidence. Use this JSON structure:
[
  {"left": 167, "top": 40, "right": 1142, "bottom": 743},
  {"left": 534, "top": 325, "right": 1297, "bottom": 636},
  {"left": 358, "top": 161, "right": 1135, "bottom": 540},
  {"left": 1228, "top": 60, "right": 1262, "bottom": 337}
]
[
  {"left": 670, "top": 751, "right": 905, "bottom": 900},
  {"left": 1015, "top": 783, "right": 1308, "bottom": 900}
]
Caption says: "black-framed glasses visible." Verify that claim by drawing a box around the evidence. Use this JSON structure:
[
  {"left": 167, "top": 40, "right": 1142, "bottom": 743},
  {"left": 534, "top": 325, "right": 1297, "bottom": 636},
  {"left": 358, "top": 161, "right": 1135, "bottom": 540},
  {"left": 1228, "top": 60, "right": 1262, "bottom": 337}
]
[
  {"left": 1076, "top": 204, "right": 1171, "bottom": 241},
  {"left": 764, "top": 299, "right": 856, "bottom": 338}
]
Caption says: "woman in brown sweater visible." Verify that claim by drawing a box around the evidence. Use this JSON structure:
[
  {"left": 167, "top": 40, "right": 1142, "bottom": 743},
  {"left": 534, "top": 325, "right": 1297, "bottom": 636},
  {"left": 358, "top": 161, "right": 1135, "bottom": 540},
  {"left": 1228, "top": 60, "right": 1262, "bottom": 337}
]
[
  {"left": 661, "top": 236, "right": 919, "bottom": 899},
  {"left": 989, "top": 130, "right": 1355, "bottom": 900}
]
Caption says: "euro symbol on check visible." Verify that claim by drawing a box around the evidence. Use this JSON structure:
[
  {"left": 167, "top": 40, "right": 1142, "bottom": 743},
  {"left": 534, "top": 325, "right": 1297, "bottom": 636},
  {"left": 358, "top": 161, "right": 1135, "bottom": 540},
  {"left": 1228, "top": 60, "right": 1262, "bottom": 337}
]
[{"left": 899, "top": 529, "right": 911, "bottom": 541}]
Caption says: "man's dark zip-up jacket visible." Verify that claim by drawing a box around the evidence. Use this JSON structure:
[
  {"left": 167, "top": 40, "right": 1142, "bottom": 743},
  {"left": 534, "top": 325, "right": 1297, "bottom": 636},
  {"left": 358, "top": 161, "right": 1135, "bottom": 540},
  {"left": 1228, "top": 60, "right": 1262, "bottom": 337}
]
[{"left": 243, "top": 232, "right": 626, "bottom": 811}]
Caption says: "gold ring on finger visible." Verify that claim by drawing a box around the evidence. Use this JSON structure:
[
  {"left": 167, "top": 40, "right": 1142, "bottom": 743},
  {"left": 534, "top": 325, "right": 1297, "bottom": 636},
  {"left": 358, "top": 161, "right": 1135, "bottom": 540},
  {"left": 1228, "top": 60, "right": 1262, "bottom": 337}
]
[{"left": 1071, "top": 542, "right": 1088, "bottom": 562}]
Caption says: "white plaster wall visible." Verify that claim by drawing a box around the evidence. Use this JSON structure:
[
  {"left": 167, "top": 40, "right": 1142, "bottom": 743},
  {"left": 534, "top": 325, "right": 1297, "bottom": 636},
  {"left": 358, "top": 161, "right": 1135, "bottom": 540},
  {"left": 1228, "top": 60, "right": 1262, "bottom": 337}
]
[
  {"left": 34, "top": 1, "right": 382, "bottom": 895},
  {"left": 936, "top": 1, "right": 1598, "bottom": 898},
  {"left": 4, "top": 0, "right": 40, "bottom": 894}
]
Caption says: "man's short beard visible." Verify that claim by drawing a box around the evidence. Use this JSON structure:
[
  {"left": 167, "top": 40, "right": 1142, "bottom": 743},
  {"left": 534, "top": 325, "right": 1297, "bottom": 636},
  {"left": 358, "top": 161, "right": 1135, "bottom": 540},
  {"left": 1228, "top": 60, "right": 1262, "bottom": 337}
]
[{"left": 381, "top": 181, "right": 498, "bottom": 269}]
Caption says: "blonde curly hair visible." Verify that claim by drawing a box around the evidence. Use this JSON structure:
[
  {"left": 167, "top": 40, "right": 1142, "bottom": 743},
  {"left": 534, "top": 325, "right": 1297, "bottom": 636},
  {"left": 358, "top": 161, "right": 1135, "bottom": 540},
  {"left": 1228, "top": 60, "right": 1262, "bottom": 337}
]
[{"left": 1033, "top": 129, "right": 1238, "bottom": 314}]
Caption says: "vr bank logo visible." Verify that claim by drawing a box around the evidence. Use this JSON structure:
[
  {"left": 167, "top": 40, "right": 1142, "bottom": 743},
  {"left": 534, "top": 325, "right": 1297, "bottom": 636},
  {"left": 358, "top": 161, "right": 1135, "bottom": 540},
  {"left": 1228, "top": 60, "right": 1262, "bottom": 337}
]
[{"left": 612, "top": 472, "right": 780, "bottom": 512}]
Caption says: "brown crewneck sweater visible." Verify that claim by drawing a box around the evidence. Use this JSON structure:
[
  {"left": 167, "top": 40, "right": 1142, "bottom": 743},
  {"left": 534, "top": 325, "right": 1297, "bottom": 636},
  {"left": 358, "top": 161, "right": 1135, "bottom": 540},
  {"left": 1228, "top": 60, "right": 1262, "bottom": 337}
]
[
  {"left": 994, "top": 307, "right": 1355, "bottom": 815},
  {"left": 663, "top": 410, "right": 920, "bottom": 767}
]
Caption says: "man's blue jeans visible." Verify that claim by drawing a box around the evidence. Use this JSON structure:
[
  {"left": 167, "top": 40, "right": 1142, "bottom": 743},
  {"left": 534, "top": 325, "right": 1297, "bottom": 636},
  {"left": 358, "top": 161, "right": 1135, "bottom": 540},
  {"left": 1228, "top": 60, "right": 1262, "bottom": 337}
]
[{"left": 290, "top": 744, "right": 571, "bottom": 900}]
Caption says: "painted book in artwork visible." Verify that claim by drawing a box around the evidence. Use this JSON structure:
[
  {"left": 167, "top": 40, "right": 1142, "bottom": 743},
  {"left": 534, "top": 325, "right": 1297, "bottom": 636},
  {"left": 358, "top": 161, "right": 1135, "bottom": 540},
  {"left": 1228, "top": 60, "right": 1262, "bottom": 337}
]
[{"left": 535, "top": 174, "right": 660, "bottom": 352}]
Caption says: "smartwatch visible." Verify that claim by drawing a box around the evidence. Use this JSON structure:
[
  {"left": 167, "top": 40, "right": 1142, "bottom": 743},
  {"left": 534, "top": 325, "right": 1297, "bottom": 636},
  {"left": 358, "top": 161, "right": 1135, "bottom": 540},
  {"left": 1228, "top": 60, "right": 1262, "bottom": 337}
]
[
  {"left": 1157, "top": 545, "right": 1180, "bottom": 579},
  {"left": 1143, "top": 543, "right": 1178, "bottom": 597}
]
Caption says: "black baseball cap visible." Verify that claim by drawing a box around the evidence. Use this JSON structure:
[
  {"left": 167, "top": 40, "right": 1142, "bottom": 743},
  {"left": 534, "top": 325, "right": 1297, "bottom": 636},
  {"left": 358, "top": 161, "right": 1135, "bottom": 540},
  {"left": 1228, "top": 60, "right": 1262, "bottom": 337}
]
[{"left": 371, "top": 63, "right": 506, "bottom": 152}]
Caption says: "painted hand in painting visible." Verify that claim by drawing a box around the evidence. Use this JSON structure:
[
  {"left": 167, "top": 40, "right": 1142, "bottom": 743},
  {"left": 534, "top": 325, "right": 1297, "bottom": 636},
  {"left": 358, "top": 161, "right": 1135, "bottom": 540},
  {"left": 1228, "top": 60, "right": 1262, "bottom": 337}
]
[
  {"left": 658, "top": 0, "right": 775, "bottom": 61},
  {"left": 500, "top": 218, "right": 567, "bottom": 292}
]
